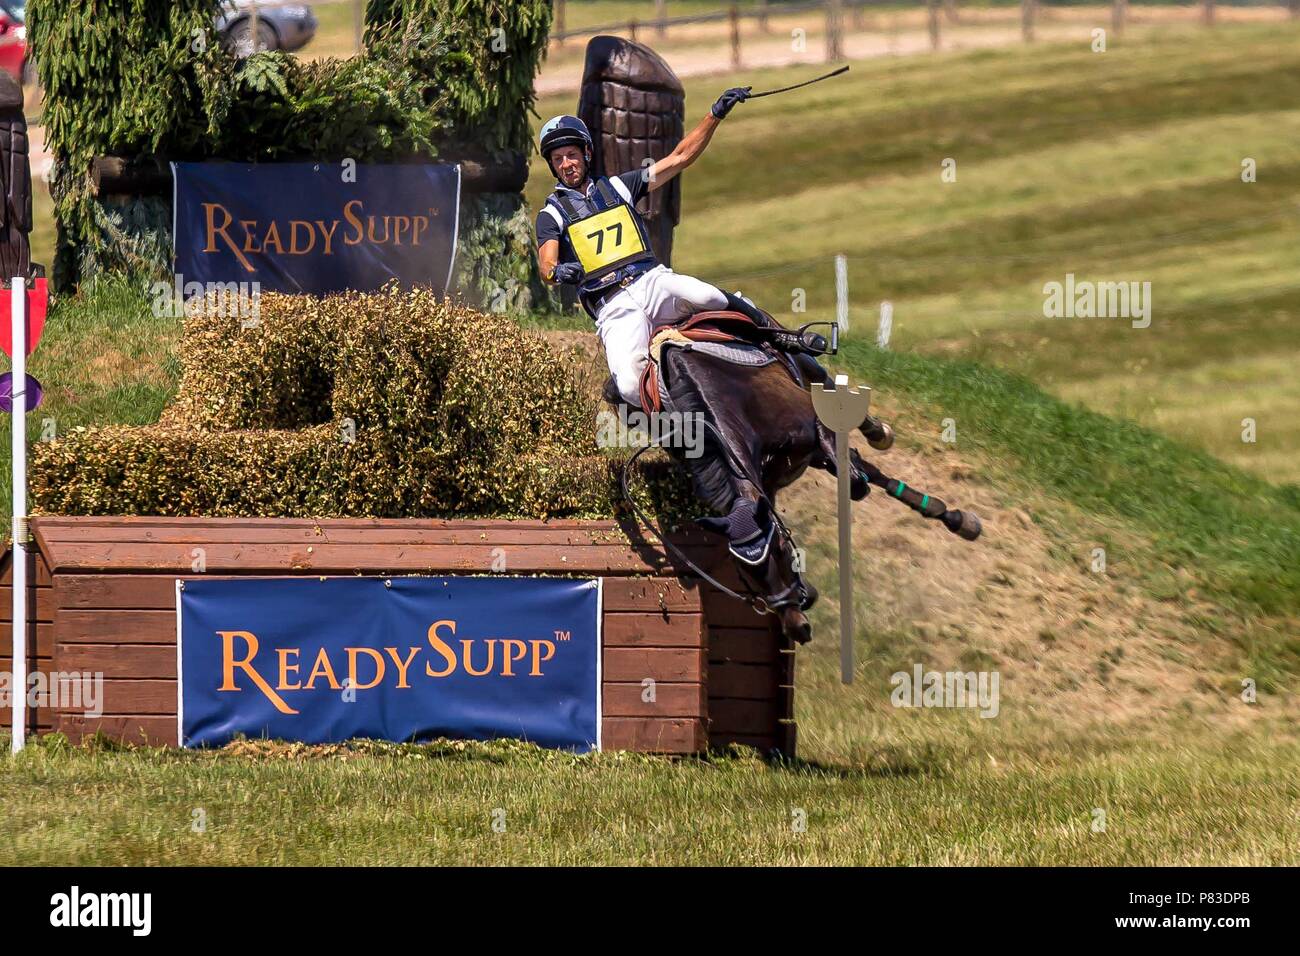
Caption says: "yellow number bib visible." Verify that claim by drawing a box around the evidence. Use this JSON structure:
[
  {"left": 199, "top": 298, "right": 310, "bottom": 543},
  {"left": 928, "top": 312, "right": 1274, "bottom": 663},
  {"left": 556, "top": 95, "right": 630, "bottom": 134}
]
[{"left": 566, "top": 205, "right": 646, "bottom": 275}]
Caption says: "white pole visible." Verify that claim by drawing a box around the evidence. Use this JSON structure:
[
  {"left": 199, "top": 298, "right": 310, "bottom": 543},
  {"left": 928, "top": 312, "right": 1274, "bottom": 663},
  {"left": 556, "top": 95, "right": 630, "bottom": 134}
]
[
  {"left": 833, "top": 376, "right": 854, "bottom": 684},
  {"left": 835, "top": 254, "right": 848, "bottom": 333},
  {"left": 10, "top": 276, "right": 26, "bottom": 753},
  {"left": 877, "top": 300, "right": 893, "bottom": 349}
]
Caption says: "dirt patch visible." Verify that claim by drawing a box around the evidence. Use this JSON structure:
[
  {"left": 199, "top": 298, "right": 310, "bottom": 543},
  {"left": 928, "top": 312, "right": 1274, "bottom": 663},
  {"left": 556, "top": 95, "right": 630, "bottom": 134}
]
[
  {"left": 76, "top": 346, "right": 175, "bottom": 391},
  {"left": 782, "top": 416, "right": 1250, "bottom": 730},
  {"left": 85, "top": 349, "right": 138, "bottom": 388}
]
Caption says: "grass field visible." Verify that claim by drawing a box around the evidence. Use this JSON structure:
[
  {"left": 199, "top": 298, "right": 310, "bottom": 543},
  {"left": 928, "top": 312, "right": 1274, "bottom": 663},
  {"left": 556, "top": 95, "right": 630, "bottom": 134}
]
[
  {"left": 3, "top": 723, "right": 1297, "bottom": 865},
  {"left": 1, "top": 24, "right": 1297, "bottom": 865}
]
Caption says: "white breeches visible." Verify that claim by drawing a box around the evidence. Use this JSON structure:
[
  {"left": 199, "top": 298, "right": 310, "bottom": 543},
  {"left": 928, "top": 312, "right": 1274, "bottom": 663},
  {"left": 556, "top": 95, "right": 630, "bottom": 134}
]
[{"left": 594, "top": 265, "right": 728, "bottom": 406}]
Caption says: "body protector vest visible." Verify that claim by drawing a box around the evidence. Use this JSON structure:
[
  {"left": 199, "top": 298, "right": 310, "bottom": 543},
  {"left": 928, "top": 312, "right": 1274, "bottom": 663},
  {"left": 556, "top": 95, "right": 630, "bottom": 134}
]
[{"left": 544, "top": 176, "right": 658, "bottom": 315}]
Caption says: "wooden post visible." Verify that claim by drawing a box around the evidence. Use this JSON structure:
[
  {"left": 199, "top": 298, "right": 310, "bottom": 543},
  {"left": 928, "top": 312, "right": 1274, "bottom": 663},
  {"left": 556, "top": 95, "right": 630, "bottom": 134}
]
[
  {"left": 944, "top": 0, "right": 959, "bottom": 24},
  {"left": 928, "top": 0, "right": 941, "bottom": 51},
  {"left": 1021, "top": 0, "right": 1035, "bottom": 42},
  {"left": 248, "top": 2, "right": 260, "bottom": 54},
  {"left": 758, "top": 0, "right": 770, "bottom": 33},
  {"left": 555, "top": 0, "right": 565, "bottom": 45},
  {"left": 1112, "top": 0, "right": 1126, "bottom": 36},
  {"left": 656, "top": 0, "right": 667, "bottom": 37},
  {"left": 630, "top": 18, "right": 639, "bottom": 43},
  {"left": 730, "top": 5, "right": 741, "bottom": 70},
  {"left": 827, "top": 0, "right": 844, "bottom": 63},
  {"left": 1202, "top": 0, "right": 1215, "bottom": 26},
  {"left": 353, "top": 0, "right": 364, "bottom": 54}
]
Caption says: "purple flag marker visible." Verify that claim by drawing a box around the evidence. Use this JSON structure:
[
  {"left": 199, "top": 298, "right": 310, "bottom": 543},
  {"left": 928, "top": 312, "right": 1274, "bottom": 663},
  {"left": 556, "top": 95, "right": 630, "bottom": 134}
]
[{"left": 0, "top": 371, "right": 43, "bottom": 412}]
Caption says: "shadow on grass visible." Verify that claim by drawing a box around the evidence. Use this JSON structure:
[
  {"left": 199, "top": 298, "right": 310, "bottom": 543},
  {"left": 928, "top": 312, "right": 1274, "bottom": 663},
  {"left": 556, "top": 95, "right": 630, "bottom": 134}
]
[
  {"left": 701, "top": 741, "right": 954, "bottom": 781},
  {"left": 7, "top": 730, "right": 957, "bottom": 781}
]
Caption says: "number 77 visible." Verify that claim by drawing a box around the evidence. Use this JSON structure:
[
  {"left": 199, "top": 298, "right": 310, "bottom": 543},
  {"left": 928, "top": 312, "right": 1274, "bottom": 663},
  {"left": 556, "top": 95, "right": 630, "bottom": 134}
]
[{"left": 585, "top": 223, "right": 623, "bottom": 255}]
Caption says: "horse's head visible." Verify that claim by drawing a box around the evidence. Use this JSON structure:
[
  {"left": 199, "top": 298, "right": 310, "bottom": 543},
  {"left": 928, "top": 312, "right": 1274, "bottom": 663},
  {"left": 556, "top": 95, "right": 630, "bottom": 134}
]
[{"left": 698, "top": 497, "right": 818, "bottom": 644}]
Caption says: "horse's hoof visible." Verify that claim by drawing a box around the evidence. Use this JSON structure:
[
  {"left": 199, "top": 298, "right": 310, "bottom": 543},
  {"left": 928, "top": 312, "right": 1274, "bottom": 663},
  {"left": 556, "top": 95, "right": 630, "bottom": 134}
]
[
  {"left": 943, "top": 509, "right": 982, "bottom": 541},
  {"left": 866, "top": 420, "right": 894, "bottom": 451},
  {"left": 850, "top": 472, "right": 870, "bottom": 501}
]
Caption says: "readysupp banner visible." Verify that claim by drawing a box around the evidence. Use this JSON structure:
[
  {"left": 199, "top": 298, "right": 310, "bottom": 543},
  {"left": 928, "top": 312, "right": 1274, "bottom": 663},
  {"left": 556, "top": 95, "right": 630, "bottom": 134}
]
[
  {"left": 178, "top": 576, "right": 600, "bottom": 751},
  {"left": 171, "top": 162, "right": 461, "bottom": 295}
]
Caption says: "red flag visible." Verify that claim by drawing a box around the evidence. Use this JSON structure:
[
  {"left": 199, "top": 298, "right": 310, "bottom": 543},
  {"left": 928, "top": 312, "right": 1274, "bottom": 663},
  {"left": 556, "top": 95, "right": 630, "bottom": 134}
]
[{"left": 0, "top": 278, "right": 49, "bottom": 358}]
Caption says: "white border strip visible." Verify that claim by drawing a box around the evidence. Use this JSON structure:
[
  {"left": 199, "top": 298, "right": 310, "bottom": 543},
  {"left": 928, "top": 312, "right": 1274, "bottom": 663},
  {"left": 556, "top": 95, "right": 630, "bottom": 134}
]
[
  {"left": 175, "top": 579, "right": 184, "bottom": 747},
  {"left": 169, "top": 162, "right": 179, "bottom": 271},
  {"left": 593, "top": 576, "right": 603, "bottom": 752},
  {"left": 445, "top": 163, "right": 462, "bottom": 293},
  {"left": 608, "top": 175, "right": 633, "bottom": 204}
]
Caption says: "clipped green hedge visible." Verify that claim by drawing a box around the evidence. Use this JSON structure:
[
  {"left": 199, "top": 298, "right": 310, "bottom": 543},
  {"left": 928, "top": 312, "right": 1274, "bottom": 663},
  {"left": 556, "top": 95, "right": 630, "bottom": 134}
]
[
  {"left": 31, "top": 288, "right": 690, "bottom": 520},
  {"left": 31, "top": 1, "right": 553, "bottom": 296}
]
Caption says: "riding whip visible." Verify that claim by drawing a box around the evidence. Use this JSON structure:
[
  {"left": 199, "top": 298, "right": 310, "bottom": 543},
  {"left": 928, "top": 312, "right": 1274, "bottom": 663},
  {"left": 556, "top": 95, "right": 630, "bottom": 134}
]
[{"left": 747, "top": 65, "right": 849, "bottom": 99}]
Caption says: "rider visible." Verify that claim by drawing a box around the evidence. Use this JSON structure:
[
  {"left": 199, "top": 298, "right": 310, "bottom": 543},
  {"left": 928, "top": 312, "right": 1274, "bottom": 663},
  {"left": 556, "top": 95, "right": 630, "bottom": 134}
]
[{"left": 535, "top": 90, "right": 835, "bottom": 408}]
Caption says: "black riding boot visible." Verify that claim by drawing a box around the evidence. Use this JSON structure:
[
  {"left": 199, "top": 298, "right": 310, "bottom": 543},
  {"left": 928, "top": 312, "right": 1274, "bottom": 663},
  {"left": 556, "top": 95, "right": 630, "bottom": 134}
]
[{"left": 723, "top": 291, "right": 833, "bottom": 388}]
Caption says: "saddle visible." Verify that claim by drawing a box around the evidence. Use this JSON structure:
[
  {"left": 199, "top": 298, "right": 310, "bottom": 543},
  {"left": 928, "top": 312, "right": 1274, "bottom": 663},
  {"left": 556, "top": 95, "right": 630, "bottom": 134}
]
[{"left": 637, "top": 311, "right": 801, "bottom": 415}]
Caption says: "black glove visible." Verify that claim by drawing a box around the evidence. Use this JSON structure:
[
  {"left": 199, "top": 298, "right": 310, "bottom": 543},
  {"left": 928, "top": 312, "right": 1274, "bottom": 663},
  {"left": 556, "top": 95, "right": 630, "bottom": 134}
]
[
  {"left": 711, "top": 86, "right": 752, "bottom": 119},
  {"left": 551, "top": 262, "right": 584, "bottom": 285}
]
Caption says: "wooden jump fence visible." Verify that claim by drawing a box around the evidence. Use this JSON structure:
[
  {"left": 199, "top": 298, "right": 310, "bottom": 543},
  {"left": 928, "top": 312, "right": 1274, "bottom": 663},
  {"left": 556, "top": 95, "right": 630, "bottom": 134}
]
[{"left": 2, "top": 516, "right": 797, "bottom": 756}]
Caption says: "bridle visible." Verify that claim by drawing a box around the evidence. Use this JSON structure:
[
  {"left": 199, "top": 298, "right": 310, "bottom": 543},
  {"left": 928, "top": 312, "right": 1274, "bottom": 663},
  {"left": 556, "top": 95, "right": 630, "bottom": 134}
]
[{"left": 620, "top": 416, "right": 811, "bottom": 618}]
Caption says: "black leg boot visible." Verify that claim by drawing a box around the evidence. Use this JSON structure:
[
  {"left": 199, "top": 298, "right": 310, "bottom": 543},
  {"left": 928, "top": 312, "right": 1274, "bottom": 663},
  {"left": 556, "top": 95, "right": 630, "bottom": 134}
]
[
  {"left": 724, "top": 291, "right": 834, "bottom": 388},
  {"left": 792, "top": 352, "right": 832, "bottom": 389},
  {"left": 723, "top": 291, "right": 773, "bottom": 328}
]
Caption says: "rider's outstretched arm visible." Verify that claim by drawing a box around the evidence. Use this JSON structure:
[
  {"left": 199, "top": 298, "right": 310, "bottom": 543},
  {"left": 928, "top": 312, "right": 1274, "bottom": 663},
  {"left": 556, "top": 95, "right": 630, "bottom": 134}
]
[{"left": 648, "top": 87, "right": 750, "bottom": 191}]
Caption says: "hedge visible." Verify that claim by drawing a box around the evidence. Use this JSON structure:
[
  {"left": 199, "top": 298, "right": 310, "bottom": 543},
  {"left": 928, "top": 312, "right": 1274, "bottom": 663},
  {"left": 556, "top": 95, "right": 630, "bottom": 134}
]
[{"left": 31, "top": 288, "right": 690, "bottom": 521}]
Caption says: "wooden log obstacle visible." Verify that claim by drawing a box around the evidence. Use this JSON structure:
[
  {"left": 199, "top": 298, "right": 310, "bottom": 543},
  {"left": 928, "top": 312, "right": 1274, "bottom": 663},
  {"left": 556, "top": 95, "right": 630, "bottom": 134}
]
[{"left": 1, "top": 517, "right": 796, "bottom": 755}]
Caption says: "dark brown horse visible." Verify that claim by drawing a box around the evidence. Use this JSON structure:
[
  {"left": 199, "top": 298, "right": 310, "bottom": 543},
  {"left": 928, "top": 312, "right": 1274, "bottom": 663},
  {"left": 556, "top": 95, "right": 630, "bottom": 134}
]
[{"left": 624, "top": 309, "right": 981, "bottom": 644}]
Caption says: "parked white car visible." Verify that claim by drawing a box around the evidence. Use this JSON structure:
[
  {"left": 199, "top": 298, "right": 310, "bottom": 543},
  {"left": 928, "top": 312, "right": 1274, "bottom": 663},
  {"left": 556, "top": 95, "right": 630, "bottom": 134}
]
[{"left": 217, "top": 0, "right": 318, "bottom": 57}]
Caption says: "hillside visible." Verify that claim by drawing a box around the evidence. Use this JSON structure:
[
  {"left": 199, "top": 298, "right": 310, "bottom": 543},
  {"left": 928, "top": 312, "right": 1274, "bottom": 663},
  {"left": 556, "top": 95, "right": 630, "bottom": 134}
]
[
  {"left": 531, "top": 23, "right": 1300, "bottom": 484},
  {"left": 550, "top": 325, "right": 1300, "bottom": 755}
]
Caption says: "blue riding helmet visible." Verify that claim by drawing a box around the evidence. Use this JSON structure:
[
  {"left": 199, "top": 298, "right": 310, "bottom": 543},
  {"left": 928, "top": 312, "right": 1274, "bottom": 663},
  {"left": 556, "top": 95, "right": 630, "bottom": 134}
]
[{"left": 539, "top": 114, "right": 593, "bottom": 179}]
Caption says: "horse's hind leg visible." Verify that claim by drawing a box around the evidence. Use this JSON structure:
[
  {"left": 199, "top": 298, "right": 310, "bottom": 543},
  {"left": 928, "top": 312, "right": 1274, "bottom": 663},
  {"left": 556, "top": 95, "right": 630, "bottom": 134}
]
[
  {"left": 859, "top": 413, "right": 894, "bottom": 450},
  {"left": 851, "top": 449, "right": 982, "bottom": 540}
]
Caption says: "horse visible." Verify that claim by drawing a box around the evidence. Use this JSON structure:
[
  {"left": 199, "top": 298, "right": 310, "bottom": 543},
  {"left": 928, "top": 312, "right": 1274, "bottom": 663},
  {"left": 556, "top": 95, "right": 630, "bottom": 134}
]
[{"left": 620, "top": 307, "right": 981, "bottom": 645}]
